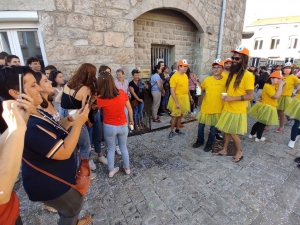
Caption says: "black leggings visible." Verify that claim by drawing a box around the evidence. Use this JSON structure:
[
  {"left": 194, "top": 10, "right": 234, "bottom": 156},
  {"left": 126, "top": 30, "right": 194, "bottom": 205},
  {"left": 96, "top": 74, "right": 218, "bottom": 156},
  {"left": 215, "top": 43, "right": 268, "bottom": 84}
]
[
  {"left": 189, "top": 90, "right": 196, "bottom": 112},
  {"left": 250, "top": 122, "right": 266, "bottom": 139}
]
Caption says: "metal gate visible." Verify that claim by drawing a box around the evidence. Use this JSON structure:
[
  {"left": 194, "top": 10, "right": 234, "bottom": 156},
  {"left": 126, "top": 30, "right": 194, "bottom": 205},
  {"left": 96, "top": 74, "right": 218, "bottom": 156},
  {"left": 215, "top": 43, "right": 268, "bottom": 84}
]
[{"left": 151, "top": 45, "right": 171, "bottom": 70}]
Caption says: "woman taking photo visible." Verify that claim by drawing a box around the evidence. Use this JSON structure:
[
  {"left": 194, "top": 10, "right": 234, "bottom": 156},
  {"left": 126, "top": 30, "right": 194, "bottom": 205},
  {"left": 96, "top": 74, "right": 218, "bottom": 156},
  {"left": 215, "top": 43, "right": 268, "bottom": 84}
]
[
  {"left": 0, "top": 66, "right": 92, "bottom": 225},
  {"left": 60, "top": 63, "right": 98, "bottom": 175},
  {"left": 97, "top": 71, "right": 134, "bottom": 178}
]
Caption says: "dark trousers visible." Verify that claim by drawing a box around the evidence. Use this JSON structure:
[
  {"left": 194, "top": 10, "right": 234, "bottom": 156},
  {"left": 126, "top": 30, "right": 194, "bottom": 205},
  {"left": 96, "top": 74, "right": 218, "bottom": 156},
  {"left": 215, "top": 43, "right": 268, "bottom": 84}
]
[
  {"left": 15, "top": 216, "right": 23, "bottom": 225},
  {"left": 189, "top": 90, "right": 196, "bottom": 112},
  {"left": 250, "top": 122, "right": 266, "bottom": 139},
  {"left": 291, "top": 119, "right": 300, "bottom": 141},
  {"left": 42, "top": 188, "right": 84, "bottom": 225}
]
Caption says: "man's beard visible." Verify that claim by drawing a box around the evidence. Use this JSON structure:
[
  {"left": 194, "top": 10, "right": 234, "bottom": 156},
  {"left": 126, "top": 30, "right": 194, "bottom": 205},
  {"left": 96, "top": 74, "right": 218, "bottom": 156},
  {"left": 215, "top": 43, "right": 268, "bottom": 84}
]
[{"left": 230, "top": 62, "right": 242, "bottom": 73}]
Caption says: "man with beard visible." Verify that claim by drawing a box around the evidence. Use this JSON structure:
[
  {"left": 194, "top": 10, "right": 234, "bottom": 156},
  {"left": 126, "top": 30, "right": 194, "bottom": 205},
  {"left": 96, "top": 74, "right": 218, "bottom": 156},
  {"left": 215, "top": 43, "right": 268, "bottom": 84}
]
[
  {"left": 223, "top": 58, "right": 232, "bottom": 75},
  {"left": 214, "top": 46, "right": 254, "bottom": 163}
]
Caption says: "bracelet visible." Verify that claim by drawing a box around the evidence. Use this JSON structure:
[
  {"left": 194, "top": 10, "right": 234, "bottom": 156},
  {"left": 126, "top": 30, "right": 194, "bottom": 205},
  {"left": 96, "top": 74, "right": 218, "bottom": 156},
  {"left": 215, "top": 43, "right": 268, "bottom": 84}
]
[{"left": 241, "top": 95, "right": 244, "bottom": 101}]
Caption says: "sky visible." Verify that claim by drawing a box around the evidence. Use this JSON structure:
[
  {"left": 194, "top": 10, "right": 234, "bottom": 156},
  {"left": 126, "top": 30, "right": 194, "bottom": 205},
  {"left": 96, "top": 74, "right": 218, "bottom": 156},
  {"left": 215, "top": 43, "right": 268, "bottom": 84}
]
[{"left": 244, "top": 0, "right": 300, "bottom": 26}]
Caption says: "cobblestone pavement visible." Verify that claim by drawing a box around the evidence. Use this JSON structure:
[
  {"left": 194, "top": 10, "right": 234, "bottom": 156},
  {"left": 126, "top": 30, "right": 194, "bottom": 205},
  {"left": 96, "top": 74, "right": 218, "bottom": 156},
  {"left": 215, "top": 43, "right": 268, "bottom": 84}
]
[{"left": 15, "top": 115, "right": 300, "bottom": 225}]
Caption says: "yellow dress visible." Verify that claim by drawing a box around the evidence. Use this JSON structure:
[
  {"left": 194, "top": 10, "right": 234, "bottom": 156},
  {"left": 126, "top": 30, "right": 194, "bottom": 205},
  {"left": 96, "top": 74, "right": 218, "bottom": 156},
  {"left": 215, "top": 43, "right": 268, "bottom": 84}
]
[
  {"left": 216, "top": 71, "right": 254, "bottom": 135},
  {"left": 167, "top": 72, "right": 190, "bottom": 116},
  {"left": 248, "top": 84, "right": 279, "bottom": 125},
  {"left": 277, "top": 75, "right": 299, "bottom": 111},
  {"left": 285, "top": 92, "right": 300, "bottom": 121},
  {"left": 196, "top": 74, "right": 227, "bottom": 126}
]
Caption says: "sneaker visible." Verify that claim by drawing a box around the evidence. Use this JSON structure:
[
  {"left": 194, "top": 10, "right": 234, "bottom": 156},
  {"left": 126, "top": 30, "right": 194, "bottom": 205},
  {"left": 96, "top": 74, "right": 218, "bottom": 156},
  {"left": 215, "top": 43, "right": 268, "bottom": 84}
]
[
  {"left": 248, "top": 134, "right": 257, "bottom": 138},
  {"left": 215, "top": 133, "right": 223, "bottom": 141},
  {"left": 175, "top": 130, "right": 185, "bottom": 135},
  {"left": 101, "top": 142, "right": 105, "bottom": 148},
  {"left": 193, "top": 140, "right": 204, "bottom": 148},
  {"left": 91, "top": 172, "right": 97, "bottom": 180},
  {"left": 255, "top": 137, "right": 266, "bottom": 142},
  {"left": 288, "top": 140, "right": 295, "bottom": 149},
  {"left": 89, "top": 159, "right": 97, "bottom": 171},
  {"left": 169, "top": 132, "right": 174, "bottom": 140},
  {"left": 157, "top": 113, "right": 164, "bottom": 116},
  {"left": 109, "top": 167, "right": 119, "bottom": 178},
  {"left": 294, "top": 157, "right": 300, "bottom": 163},
  {"left": 204, "top": 143, "right": 213, "bottom": 152},
  {"left": 98, "top": 156, "right": 108, "bottom": 165},
  {"left": 190, "top": 111, "right": 196, "bottom": 115},
  {"left": 116, "top": 146, "right": 122, "bottom": 155},
  {"left": 275, "top": 128, "right": 284, "bottom": 133}
]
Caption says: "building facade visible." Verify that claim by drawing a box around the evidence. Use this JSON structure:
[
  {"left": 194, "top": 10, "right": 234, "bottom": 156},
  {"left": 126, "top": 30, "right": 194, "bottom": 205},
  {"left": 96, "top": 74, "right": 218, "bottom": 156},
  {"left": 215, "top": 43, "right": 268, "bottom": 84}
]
[
  {"left": 242, "top": 17, "right": 300, "bottom": 67},
  {"left": 0, "top": 0, "right": 246, "bottom": 79}
]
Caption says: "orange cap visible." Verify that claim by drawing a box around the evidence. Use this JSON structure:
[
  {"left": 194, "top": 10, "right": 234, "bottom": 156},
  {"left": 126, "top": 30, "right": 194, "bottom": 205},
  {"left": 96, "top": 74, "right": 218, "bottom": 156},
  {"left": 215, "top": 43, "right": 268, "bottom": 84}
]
[
  {"left": 269, "top": 71, "right": 282, "bottom": 79},
  {"left": 178, "top": 59, "right": 189, "bottom": 66},
  {"left": 224, "top": 58, "right": 232, "bottom": 63},
  {"left": 231, "top": 45, "right": 250, "bottom": 57},
  {"left": 212, "top": 59, "right": 224, "bottom": 67},
  {"left": 249, "top": 67, "right": 255, "bottom": 72},
  {"left": 283, "top": 62, "right": 293, "bottom": 68}
]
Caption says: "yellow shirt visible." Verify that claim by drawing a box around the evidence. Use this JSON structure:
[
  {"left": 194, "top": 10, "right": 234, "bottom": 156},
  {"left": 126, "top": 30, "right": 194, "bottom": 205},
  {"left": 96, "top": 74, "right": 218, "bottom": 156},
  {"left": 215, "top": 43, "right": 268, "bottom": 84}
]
[
  {"left": 282, "top": 75, "right": 299, "bottom": 96},
  {"left": 170, "top": 72, "right": 189, "bottom": 95},
  {"left": 201, "top": 75, "right": 227, "bottom": 114},
  {"left": 260, "top": 84, "right": 277, "bottom": 107},
  {"left": 224, "top": 70, "right": 254, "bottom": 114}
]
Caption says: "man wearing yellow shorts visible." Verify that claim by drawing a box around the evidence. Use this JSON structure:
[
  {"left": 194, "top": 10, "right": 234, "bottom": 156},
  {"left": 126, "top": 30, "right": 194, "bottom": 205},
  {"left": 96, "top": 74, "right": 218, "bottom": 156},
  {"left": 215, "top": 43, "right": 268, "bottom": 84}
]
[
  {"left": 214, "top": 46, "right": 254, "bottom": 162},
  {"left": 167, "top": 59, "right": 193, "bottom": 139}
]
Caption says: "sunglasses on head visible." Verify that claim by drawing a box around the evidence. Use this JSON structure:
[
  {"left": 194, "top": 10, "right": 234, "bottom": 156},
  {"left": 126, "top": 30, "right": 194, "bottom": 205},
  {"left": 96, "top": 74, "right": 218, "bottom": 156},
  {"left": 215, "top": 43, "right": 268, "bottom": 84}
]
[{"left": 231, "top": 57, "right": 241, "bottom": 61}]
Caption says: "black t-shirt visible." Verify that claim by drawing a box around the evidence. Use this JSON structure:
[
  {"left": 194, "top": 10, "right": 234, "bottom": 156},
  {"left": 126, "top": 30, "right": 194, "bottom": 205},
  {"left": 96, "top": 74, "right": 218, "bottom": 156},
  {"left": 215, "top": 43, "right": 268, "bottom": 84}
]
[{"left": 129, "top": 80, "right": 144, "bottom": 101}]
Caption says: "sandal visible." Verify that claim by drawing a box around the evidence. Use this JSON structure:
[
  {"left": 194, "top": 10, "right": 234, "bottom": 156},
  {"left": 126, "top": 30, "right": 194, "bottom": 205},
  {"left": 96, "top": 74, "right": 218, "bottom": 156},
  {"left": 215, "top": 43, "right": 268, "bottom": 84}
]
[
  {"left": 44, "top": 205, "right": 58, "bottom": 213},
  {"left": 232, "top": 156, "right": 243, "bottom": 163},
  {"left": 152, "top": 119, "right": 161, "bottom": 123},
  {"left": 213, "top": 152, "right": 228, "bottom": 156},
  {"left": 264, "top": 126, "right": 270, "bottom": 132},
  {"left": 77, "top": 216, "right": 93, "bottom": 225}
]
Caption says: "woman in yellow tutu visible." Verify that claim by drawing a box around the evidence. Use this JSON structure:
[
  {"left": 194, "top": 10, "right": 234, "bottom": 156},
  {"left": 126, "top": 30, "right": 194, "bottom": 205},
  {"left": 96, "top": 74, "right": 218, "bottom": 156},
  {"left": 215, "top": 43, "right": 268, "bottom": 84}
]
[
  {"left": 285, "top": 83, "right": 300, "bottom": 148},
  {"left": 193, "top": 59, "right": 227, "bottom": 151},
  {"left": 214, "top": 45, "right": 254, "bottom": 163},
  {"left": 248, "top": 71, "right": 285, "bottom": 142},
  {"left": 276, "top": 62, "right": 300, "bottom": 133}
]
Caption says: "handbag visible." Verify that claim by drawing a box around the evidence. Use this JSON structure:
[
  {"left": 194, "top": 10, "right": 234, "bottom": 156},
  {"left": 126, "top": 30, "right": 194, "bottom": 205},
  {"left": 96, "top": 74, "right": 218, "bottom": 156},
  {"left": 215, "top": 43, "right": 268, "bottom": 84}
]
[
  {"left": 130, "top": 99, "right": 138, "bottom": 107},
  {"left": 212, "top": 139, "right": 237, "bottom": 156},
  {"left": 22, "top": 149, "right": 91, "bottom": 196},
  {"left": 196, "top": 85, "right": 201, "bottom": 96}
]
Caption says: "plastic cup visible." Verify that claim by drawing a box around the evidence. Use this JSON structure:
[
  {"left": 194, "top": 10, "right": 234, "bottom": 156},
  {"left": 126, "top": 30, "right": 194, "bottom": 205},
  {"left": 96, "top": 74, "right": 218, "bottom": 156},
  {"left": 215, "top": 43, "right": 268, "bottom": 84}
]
[
  {"left": 129, "top": 125, "right": 134, "bottom": 130},
  {"left": 222, "top": 92, "right": 227, "bottom": 97},
  {"left": 69, "top": 110, "right": 77, "bottom": 120}
]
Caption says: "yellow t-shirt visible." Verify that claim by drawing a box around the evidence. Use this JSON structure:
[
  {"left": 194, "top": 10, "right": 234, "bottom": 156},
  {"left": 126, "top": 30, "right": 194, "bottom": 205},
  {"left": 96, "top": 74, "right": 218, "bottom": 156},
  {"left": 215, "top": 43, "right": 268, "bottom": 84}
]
[
  {"left": 170, "top": 72, "right": 189, "bottom": 95},
  {"left": 223, "top": 70, "right": 254, "bottom": 114},
  {"left": 260, "top": 83, "right": 277, "bottom": 107},
  {"left": 282, "top": 75, "right": 299, "bottom": 96},
  {"left": 201, "top": 75, "right": 227, "bottom": 114}
]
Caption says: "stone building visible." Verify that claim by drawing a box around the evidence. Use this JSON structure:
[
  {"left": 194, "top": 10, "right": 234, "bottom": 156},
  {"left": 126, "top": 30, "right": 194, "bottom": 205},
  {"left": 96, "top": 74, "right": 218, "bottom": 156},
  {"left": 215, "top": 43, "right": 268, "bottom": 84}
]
[{"left": 0, "top": 0, "right": 246, "bottom": 79}]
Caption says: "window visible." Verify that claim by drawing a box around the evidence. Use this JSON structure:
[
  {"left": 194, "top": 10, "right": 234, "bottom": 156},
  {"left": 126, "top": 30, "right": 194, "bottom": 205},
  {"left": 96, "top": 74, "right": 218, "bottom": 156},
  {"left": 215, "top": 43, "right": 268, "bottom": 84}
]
[
  {"left": 288, "top": 36, "right": 298, "bottom": 49},
  {"left": 270, "top": 37, "right": 280, "bottom": 49},
  {"left": 254, "top": 39, "right": 263, "bottom": 50},
  {"left": 251, "top": 57, "right": 260, "bottom": 67}
]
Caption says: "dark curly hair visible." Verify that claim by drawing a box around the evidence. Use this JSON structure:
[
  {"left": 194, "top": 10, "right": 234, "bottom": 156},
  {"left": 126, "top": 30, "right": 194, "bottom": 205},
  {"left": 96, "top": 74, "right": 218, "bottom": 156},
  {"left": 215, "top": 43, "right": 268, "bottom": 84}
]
[{"left": 48, "top": 70, "right": 62, "bottom": 87}]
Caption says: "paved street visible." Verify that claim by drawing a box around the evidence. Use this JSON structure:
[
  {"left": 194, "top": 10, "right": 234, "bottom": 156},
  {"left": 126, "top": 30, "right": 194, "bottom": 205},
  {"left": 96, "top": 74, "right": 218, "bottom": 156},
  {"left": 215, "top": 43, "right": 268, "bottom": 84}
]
[{"left": 15, "top": 115, "right": 300, "bottom": 225}]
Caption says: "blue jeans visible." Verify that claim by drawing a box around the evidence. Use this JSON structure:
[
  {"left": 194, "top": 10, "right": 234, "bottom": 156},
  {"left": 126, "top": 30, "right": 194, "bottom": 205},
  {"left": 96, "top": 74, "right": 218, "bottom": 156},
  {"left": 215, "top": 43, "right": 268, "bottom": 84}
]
[
  {"left": 197, "top": 123, "right": 216, "bottom": 145},
  {"left": 59, "top": 107, "right": 69, "bottom": 118},
  {"left": 77, "top": 124, "right": 91, "bottom": 159},
  {"left": 103, "top": 123, "right": 130, "bottom": 171},
  {"left": 162, "top": 90, "right": 170, "bottom": 107},
  {"left": 133, "top": 102, "right": 144, "bottom": 124},
  {"left": 88, "top": 111, "right": 102, "bottom": 154},
  {"left": 291, "top": 119, "right": 300, "bottom": 141}
]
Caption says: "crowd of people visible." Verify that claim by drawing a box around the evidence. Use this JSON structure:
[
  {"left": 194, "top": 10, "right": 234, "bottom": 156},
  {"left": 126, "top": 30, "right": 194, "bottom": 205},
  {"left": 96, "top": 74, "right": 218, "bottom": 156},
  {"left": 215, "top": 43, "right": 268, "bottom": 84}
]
[{"left": 0, "top": 45, "right": 299, "bottom": 225}]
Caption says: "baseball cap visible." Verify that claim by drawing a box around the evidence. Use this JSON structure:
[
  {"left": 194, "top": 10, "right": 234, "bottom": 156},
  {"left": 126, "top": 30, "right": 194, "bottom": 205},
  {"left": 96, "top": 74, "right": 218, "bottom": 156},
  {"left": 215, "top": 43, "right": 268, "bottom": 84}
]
[
  {"left": 283, "top": 62, "right": 293, "bottom": 68},
  {"left": 131, "top": 69, "right": 140, "bottom": 75},
  {"left": 269, "top": 71, "right": 282, "bottom": 79},
  {"left": 231, "top": 45, "right": 250, "bottom": 57},
  {"left": 178, "top": 59, "right": 188, "bottom": 66},
  {"left": 224, "top": 58, "right": 232, "bottom": 63},
  {"left": 212, "top": 59, "right": 224, "bottom": 67},
  {"left": 249, "top": 67, "right": 255, "bottom": 72}
]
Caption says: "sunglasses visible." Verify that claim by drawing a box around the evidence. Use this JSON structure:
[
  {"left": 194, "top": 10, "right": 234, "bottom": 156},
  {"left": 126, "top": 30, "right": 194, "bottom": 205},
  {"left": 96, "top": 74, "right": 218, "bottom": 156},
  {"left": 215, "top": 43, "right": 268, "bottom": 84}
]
[{"left": 231, "top": 57, "right": 241, "bottom": 61}]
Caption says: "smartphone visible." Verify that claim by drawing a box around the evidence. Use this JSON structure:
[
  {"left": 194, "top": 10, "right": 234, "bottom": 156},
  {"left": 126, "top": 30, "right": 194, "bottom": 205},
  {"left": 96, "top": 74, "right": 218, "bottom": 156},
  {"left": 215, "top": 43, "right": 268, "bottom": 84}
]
[
  {"left": 18, "top": 74, "right": 23, "bottom": 99},
  {"left": 86, "top": 95, "right": 91, "bottom": 105}
]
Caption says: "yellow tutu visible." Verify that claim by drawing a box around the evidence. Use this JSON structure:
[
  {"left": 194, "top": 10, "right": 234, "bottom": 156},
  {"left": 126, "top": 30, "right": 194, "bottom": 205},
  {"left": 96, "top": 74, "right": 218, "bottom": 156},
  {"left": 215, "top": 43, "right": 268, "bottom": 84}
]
[
  {"left": 167, "top": 94, "right": 190, "bottom": 117},
  {"left": 248, "top": 102, "right": 278, "bottom": 125},
  {"left": 196, "top": 112, "right": 221, "bottom": 126},
  {"left": 246, "top": 101, "right": 252, "bottom": 112},
  {"left": 216, "top": 110, "right": 247, "bottom": 135},
  {"left": 277, "top": 96, "right": 292, "bottom": 111},
  {"left": 285, "top": 99, "right": 300, "bottom": 121}
]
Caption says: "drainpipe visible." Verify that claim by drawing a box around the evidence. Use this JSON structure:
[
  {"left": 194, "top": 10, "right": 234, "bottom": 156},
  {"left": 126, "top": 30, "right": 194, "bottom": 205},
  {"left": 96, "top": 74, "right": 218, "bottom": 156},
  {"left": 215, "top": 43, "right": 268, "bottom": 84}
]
[{"left": 217, "top": 0, "right": 226, "bottom": 59}]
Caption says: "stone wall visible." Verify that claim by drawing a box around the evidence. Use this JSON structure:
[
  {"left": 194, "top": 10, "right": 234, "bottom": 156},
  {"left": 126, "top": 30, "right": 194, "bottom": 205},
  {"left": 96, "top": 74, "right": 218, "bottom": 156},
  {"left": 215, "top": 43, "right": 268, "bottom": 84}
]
[{"left": 0, "top": 0, "right": 246, "bottom": 79}]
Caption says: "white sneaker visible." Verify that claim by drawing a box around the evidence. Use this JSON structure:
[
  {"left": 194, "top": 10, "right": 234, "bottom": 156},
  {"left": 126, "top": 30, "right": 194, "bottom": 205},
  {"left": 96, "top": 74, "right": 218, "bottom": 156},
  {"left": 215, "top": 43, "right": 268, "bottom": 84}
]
[
  {"left": 288, "top": 140, "right": 295, "bottom": 149},
  {"left": 91, "top": 172, "right": 97, "bottom": 180},
  {"left": 89, "top": 159, "right": 97, "bottom": 171},
  {"left": 116, "top": 146, "right": 122, "bottom": 155},
  {"left": 108, "top": 167, "right": 119, "bottom": 178},
  {"left": 101, "top": 142, "right": 105, "bottom": 148},
  {"left": 249, "top": 134, "right": 256, "bottom": 138},
  {"left": 98, "top": 156, "right": 108, "bottom": 165},
  {"left": 255, "top": 137, "right": 266, "bottom": 142}
]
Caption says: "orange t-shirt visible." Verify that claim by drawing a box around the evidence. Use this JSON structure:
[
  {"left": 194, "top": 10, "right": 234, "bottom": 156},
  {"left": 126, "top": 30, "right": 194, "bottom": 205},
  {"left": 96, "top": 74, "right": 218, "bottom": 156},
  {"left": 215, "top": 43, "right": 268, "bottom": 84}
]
[
  {"left": 97, "top": 89, "right": 128, "bottom": 126},
  {"left": 0, "top": 192, "right": 19, "bottom": 225}
]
